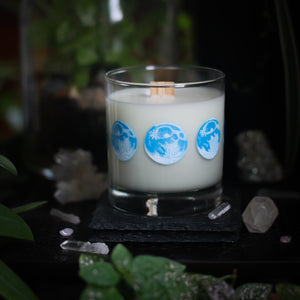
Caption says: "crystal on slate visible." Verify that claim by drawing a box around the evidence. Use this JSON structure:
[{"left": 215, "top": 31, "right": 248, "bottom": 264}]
[
  {"left": 242, "top": 196, "right": 279, "bottom": 233},
  {"left": 208, "top": 202, "right": 231, "bottom": 220}
]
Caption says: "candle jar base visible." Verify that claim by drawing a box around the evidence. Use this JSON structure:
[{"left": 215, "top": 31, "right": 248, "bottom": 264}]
[{"left": 108, "top": 183, "right": 222, "bottom": 216}]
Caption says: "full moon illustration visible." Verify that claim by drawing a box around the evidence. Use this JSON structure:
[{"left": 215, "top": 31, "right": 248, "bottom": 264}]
[
  {"left": 144, "top": 123, "right": 188, "bottom": 165},
  {"left": 197, "top": 118, "right": 221, "bottom": 159},
  {"left": 111, "top": 121, "right": 137, "bottom": 161}
]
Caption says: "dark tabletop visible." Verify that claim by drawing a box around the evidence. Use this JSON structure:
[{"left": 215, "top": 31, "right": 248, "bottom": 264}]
[{"left": 0, "top": 168, "right": 299, "bottom": 299}]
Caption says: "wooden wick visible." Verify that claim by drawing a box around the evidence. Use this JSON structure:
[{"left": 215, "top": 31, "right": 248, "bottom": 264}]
[{"left": 150, "top": 81, "right": 175, "bottom": 97}]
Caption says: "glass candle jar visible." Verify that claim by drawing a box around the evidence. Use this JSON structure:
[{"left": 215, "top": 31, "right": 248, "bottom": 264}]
[{"left": 105, "top": 65, "right": 225, "bottom": 216}]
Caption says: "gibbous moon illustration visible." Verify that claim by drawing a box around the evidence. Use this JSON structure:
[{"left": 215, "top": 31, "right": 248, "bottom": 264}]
[
  {"left": 144, "top": 123, "right": 188, "bottom": 165},
  {"left": 111, "top": 121, "right": 137, "bottom": 161},
  {"left": 197, "top": 118, "right": 221, "bottom": 159}
]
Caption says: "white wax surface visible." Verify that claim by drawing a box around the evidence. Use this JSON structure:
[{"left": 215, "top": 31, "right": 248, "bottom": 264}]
[{"left": 106, "top": 87, "right": 225, "bottom": 192}]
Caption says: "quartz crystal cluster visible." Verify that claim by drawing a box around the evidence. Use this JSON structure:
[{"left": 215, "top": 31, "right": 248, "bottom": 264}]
[
  {"left": 242, "top": 196, "right": 279, "bottom": 233},
  {"left": 52, "top": 149, "right": 107, "bottom": 204},
  {"left": 236, "top": 130, "right": 283, "bottom": 182}
]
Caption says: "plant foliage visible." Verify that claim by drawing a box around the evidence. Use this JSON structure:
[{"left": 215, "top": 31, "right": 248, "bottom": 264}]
[
  {"left": 0, "top": 203, "right": 33, "bottom": 241},
  {"left": 0, "top": 155, "right": 45, "bottom": 299},
  {"left": 0, "top": 155, "right": 17, "bottom": 176},
  {"left": 0, "top": 260, "right": 38, "bottom": 300},
  {"left": 79, "top": 244, "right": 300, "bottom": 300}
]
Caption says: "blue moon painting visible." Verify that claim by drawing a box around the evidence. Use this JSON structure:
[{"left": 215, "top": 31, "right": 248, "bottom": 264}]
[
  {"left": 111, "top": 121, "right": 137, "bottom": 161},
  {"left": 197, "top": 118, "right": 221, "bottom": 159},
  {"left": 144, "top": 123, "right": 188, "bottom": 165}
]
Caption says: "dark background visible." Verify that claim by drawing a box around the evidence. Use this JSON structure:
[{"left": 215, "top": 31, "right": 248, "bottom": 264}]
[
  {"left": 0, "top": 1, "right": 300, "bottom": 299},
  {"left": 1, "top": 0, "right": 299, "bottom": 179},
  {"left": 186, "top": 0, "right": 286, "bottom": 173}
]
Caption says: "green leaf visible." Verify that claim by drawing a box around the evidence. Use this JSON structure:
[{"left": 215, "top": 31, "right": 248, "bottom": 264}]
[
  {"left": 130, "top": 255, "right": 186, "bottom": 300},
  {"left": 131, "top": 255, "right": 186, "bottom": 279},
  {"left": 72, "top": 67, "right": 90, "bottom": 90},
  {"left": 79, "top": 253, "right": 106, "bottom": 270},
  {"left": 0, "top": 155, "right": 17, "bottom": 175},
  {"left": 276, "top": 283, "right": 300, "bottom": 300},
  {"left": 76, "top": 46, "right": 98, "bottom": 66},
  {"left": 12, "top": 201, "right": 47, "bottom": 214},
  {"left": 75, "top": 0, "right": 97, "bottom": 27},
  {"left": 79, "top": 262, "right": 120, "bottom": 287},
  {"left": 0, "top": 260, "right": 39, "bottom": 300},
  {"left": 234, "top": 283, "right": 272, "bottom": 300},
  {"left": 80, "top": 285, "right": 124, "bottom": 300},
  {"left": 135, "top": 281, "right": 169, "bottom": 300},
  {"left": 162, "top": 272, "right": 204, "bottom": 300},
  {"left": 56, "top": 21, "right": 74, "bottom": 43},
  {"left": 178, "top": 12, "right": 192, "bottom": 31},
  {"left": 0, "top": 203, "right": 34, "bottom": 241},
  {"left": 111, "top": 244, "right": 133, "bottom": 276}
]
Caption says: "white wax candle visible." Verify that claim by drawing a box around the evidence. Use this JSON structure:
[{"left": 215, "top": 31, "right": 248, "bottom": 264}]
[{"left": 106, "top": 87, "right": 224, "bottom": 193}]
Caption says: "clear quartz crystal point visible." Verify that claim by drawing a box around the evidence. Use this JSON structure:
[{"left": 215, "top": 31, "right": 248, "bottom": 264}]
[
  {"left": 242, "top": 196, "right": 279, "bottom": 233},
  {"left": 208, "top": 202, "right": 231, "bottom": 220},
  {"left": 60, "top": 240, "right": 109, "bottom": 255}
]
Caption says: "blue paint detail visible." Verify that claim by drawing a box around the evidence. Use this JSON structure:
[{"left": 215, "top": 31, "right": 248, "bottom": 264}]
[
  {"left": 197, "top": 118, "right": 220, "bottom": 159},
  {"left": 111, "top": 121, "right": 137, "bottom": 161},
  {"left": 144, "top": 123, "right": 188, "bottom": 165}
]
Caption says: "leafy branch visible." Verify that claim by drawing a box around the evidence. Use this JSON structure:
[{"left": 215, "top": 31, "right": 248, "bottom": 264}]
[
  {"left": 79, "top": 244, "right": 300, "bottom": 300},
  {"left": 0, "top": 260, "right": 39, "bottom": 300},
  {"left": 0, "top": 155, "right": 46, "bottom": 300}
]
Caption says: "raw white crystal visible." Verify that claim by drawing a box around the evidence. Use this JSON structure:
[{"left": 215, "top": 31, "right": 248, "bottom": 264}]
[
  {"left": 280, "top": 235, "right": 292, "bottom": 243},
  {"left": 242, "top": 196, "right": 279, "bottom": 233},
  {"left": 236, "top": 130, "right": 283, "bottom": 182},
  {"left": 50, "top": 208, "right": 81, "bottom": 224},
  {"left": 52, "top": 149, "right": 95, "bottom": 181},
  {"left": 52, "top": 149, "right": 107, "bottom": 204},
  {"left": 59, "top": 228, "right": 74, "bottom": 237}
]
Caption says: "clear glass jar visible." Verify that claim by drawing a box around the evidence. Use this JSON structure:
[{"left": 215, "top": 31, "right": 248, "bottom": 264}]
[{"left": 105, "top": 66, "right": 225, "bottom": 215}]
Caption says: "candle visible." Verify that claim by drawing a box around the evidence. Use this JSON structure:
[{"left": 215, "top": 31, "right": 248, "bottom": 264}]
[
  {"left": 105, "top": 66, "right": 225, "bottom": 215},
  {"left": 106, "top": 87, "right": 224, "bottom": 192}
]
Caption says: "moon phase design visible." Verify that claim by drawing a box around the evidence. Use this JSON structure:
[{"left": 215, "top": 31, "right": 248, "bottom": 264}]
[
  {"left": 111, "top": 121, "right": 137, "bottom": 161},
  {"left": 196, "top": 118, "right": 221, "bottom": 159},
  {"left": 144, "top": 123, "right": 188, "bottom": 165}
]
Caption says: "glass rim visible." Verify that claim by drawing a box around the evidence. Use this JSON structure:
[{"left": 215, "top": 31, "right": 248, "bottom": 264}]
[{"left": 105, "top": 65, "right": 225, "bottom": 88}]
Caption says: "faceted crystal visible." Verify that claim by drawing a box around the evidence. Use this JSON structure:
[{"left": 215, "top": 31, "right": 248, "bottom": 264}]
[{"left": 242, "top": 196, "right": 279, "bottom": 233}]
